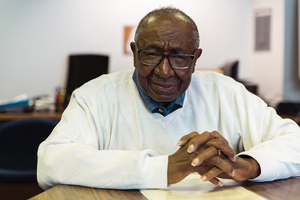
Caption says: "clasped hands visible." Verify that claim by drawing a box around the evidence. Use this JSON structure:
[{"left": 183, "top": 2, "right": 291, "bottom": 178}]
[{"left": 167, "top": 131, "right": 260, "bottom": 186}]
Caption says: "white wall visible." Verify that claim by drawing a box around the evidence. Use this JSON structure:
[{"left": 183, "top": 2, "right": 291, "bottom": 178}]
[
  {"left": 250, "top": 0, "right": 285, "bottom": 103},
  {"left": 283, "top": 0, "right": 300, "bottom": 101},
  {"left": 1, "top": 0, "right": 252, "bottom": 100}
]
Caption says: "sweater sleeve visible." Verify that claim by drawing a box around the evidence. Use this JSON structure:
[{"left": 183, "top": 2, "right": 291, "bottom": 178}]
[
  {"left": 233, "top": 84, "right": 300, "bottom": 182},
  {"left": 37, "top": 85, "right": 169, "bottom": 190}
]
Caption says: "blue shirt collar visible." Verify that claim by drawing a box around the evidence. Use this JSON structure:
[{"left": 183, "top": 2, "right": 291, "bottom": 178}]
[{"left": 132, "top": 69, "right": 185, "bottom": 116}]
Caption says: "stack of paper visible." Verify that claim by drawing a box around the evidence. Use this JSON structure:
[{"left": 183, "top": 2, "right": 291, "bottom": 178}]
[
  {"left": 34, "top": 96, "right": 56, "bottom": 112},
  {"left": 0, "top": 94, "right": 32, "bottom": 113},
  {"left": 141, "top": 174, "right": 266, "bottom": 200}
]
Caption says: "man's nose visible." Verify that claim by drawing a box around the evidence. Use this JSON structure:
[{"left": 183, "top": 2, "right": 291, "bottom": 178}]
[{"left": 154, "top": 57, "right": 175, "bottom": 78}]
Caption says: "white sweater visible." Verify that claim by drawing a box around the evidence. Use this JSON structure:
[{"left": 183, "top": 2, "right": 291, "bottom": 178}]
[{"left": 37, "top": 69, "right": 300, "bottom": 190}]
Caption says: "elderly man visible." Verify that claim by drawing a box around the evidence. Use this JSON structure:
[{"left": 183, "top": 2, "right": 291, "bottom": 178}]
[{"left": 37, "top": 7, "right": 300, "bottom": 190}]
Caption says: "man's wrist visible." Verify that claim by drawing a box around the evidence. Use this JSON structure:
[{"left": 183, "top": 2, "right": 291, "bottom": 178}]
[{"left": 239, "top": 155, "right": 261, "bottom": 179}]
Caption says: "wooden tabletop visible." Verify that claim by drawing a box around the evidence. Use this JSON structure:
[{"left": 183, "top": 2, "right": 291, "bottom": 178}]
[
  {"left": 280, "top": 114, "right": 300, "bottom": 126},
  {"left": 29, "top": 176, "right": 300, "bottom": 200},
  {"left": 240, "top": 176, "right": 300, "bottom": 200},
  {"left": 29, "top": 184, "right": 147, "bottom": 200},
  {"left": 0, "top": 111, "right": 62, "bottom": 121}
]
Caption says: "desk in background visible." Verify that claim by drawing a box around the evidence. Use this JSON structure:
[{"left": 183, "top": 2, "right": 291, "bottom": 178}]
[
  {"left": 0, "top": 111, "right": 62, "bottom": 127},
  {"left": 1, "top": 112, "right": 297, "bottom": 128},
  {"left": 0, "top": 111, "right": 62, "bottom": 121},
  {"left": 0, "top": 112, "right": 297, "bottom": 123},
  {"left": 280, "top": 114, "right": 300, "bottom": 126},
  {"left": 29, "top": 176, "right": 300, "bottom": 200}
]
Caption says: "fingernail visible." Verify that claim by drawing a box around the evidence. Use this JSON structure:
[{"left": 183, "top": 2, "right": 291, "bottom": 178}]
[
  {"left": 191, "top": 158, "right": 199, "bottom": 166},
  {"left": 187, "top": 144, "right": 194, "bottom": 153},
  {"left": 201, "top": 176, "right": 207, "bottom": 181},
  {"left": 233, "top": 155, "right": 237, "bottom": 162},
  {"left": 177, "top": 140, "right": 183, "bottom": 146},
  {"left": 218, "top": 181, "right": 223, "bottom": 186},
  {"left": 231, "top": 170, "right": 235, "bottom": 177}
]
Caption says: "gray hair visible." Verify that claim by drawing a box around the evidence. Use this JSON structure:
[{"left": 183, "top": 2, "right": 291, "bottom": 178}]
[{"left": 134, "top": 7, "right": 200, "bottom": 48}]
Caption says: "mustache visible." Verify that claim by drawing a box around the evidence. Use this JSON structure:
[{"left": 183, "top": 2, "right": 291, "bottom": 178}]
[{"left": 150, "top": 74, "right": 180, "bottom": 83}]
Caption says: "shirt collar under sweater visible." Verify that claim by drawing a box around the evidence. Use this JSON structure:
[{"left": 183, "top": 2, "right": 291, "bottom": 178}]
[{"left": 132, "top": 69, "right": 185, "bottom": 116}]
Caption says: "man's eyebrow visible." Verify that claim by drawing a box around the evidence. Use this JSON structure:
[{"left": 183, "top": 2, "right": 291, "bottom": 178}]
[
  {"left": 142, "top": 44, "right": 189, "bottom": 54},
  {"left": 143, "top": 44, "right": 163, "bottom": 50},
  {"left": 171, "top": 48, "right": 183, "bottom": 53},
  {"left": 168, "top": 47, "right": 186, "bottom": 54}
]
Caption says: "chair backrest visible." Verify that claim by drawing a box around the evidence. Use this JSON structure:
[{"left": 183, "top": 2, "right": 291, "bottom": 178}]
[
  {"left": 222, "top": 60, "right": 239, "bottom": 81},
  {"left": 0, "top": 118, "right": 57, "bottom": 182},
  {"left": 65, "top": 54, "right": 109, "bottom": 106}
]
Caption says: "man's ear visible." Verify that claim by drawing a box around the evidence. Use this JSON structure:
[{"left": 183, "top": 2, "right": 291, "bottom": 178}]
[
  {"left": 191, "top": 48, "right": 203, "bottom": 73},
  {"left": 130, "top": 42, "right": 137, "bottom": 68},
  {"left": 195, "top": 48, "right": 203, "bottom": 59}
]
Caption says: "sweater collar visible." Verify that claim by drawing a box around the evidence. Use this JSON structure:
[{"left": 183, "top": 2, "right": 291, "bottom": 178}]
[{"left": 132, "top": 69, "right": 185, "bottom": 116}]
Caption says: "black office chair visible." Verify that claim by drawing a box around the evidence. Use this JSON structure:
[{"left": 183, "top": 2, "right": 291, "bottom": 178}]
[
  {"left": 221, "top": 60, "right": 239, "bottom": 81},
  {"left": 0, "top": 118, "right": 57, "bottom": 182},
  {"left": 64, "top": 54, "right": 109, "bottom": 107},
  {"left": 0, "top": 118, "right": 57, "bottom": 199}
]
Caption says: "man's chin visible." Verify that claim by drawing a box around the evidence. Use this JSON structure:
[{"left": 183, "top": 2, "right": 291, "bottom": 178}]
[
  {"left": 150, "top": 94, "right": 177, "bottom": 106},
  {"left": 145, "top": 86, "right": 179, "bottom": 105}
]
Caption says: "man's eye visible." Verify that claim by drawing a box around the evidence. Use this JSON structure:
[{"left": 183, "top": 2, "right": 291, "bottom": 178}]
[
  {"left": 172, "top": 55, "right": 189, "bottom": 61},
  {"left": 172, "top": 55, "right": 185, "bottom": 59},
  {"left": 145, "top": 52, "right": 160, "bottom": 57}
]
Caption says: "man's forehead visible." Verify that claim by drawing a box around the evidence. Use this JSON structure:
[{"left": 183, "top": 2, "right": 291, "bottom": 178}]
[
  {"left": 142, "top": 16, "right": 193, "bottom": 38},
  {"left": 139, "top": 42, "right": 186, "bottom": 52},
  {"left": 138, "top": 20, "right": 194, "bottom": 50}
]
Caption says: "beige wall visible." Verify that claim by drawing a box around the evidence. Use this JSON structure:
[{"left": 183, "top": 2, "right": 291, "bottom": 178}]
[
  {"left": 0, "top": 0, "right": 288, "bottom": 103},
  {"left": 0, "top": 0, "right": 252, "bottom": 100},
  {"left": 250, "top": 0, "right": 285, "bottom": 103}
]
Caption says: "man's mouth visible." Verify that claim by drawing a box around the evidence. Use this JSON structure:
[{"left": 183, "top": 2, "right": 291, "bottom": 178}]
[
  {"left": 150, "top": 82, "right": 178, "bottom": 94},
  {"left": 148, "top": 74, "right": 180, "bottom": 93},
  {"left": 153, "top": 82, "right": 176, "bottom": 88}
]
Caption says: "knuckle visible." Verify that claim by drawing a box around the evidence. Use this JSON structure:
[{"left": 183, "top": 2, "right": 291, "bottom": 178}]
[
  {"left": 180, "top": 132, "right": 199, "bottom": 142},
  {"left": 212, "top": 156, "right": 223, "bottom": 166},
  {"left": 210, "top": 130, "right": 220, "bottom": 138},
  {"left": 219, "top": 139, "right": 228, "bottom": 147},
  {"left": 191, "top": 131, "right": 199, "bottom": 137},
  {"left": 203, "top": 131, "right": 211, "bottom": 138},
  {"left": 223, "top": 139, "right": 229, "bottom": 146},
  {"left": 183, "top": 132, "right": 199, "bottom": 141},
  {"left": 189, "top": 135, "right": 201, "bottom": 144}
]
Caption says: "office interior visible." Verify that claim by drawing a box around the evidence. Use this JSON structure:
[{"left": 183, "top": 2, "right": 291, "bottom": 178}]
[
  {"left": 1, "top": 0, "right": 300, "bottom": 199},
  {"left": 1, "top": 0, "right": 300, "bottom": 105}
]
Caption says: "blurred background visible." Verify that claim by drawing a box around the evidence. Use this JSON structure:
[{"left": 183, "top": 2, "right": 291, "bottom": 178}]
[
  {"left": 1, "top": 1, "right": 300, "bottom": 199},
  {"left": 0, "top": 0, "right": 299, "bottom": 106}
]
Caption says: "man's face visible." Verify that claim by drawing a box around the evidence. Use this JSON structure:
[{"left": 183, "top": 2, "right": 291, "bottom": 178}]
[{"left": 131, "top": 15, "right": 202, "bottom": 107}]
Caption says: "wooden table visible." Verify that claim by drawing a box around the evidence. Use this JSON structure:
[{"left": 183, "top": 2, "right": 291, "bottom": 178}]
[
  {"left": 240, "top": 176, "right": 300, "bottom": 200},
  {"left": 280, "top": 114, "right": 300, "bottom": 126},
  {"left": 29, "top": 176, "right": 300, "bottom": 200},
  {"left": 29, "top": 185, "right": 147, "bottom": 200},
  {"left": 0, "top": 112, "right": 62, "bottom": 128},
  {"left": 0, "top": 112, "right": 62, "bottom": 121}
]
